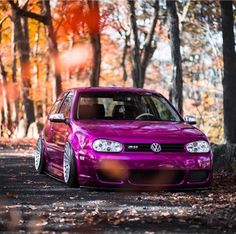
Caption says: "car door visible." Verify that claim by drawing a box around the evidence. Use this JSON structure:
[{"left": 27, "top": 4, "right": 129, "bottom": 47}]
[
  {"left": 52, "top": 91, "right": 74, "bottom": 169},
  {"left": 44, "top": 97, "right": 65, "bottom": 164},
  {"left": 45, "top": 92, "right": 70, "bottom": 162}
]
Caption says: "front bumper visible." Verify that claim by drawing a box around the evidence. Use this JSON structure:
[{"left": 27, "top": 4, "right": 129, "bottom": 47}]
[{"left": 76, "top": 150, "right": 213, "bottom": 189}]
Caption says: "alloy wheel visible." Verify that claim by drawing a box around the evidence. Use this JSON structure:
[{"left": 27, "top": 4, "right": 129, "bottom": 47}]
[
  {"left": 63, "top": 143, "right": 71, "bottom": 183},
  {"left": 35, "top": 139, "right": 42, "bottom": 170}
]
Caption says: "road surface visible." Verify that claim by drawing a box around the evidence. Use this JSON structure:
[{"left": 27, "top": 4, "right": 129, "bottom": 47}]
[{"left": 0, "top": 149, "right": 235, "bottom": 233}]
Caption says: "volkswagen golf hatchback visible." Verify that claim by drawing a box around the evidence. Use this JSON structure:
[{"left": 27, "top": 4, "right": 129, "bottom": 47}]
[{"left": 35, "top": 87, "right": 213, "bottom": 189}]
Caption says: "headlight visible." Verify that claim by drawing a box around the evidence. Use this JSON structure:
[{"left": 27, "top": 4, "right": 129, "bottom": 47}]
[
  {"left": 93, "top": 139, "right": 123, "bottom": 152},
  {"left": 186, "top": 140, "right": 210, "bottom": 153}
]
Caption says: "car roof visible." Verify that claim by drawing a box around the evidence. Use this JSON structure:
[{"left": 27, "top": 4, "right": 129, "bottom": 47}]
[{"left": 64, "top": 87, "right": 159, "bottom": 95}]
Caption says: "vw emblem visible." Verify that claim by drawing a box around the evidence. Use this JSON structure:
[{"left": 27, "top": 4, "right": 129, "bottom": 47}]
[{"left": 151, "top": 143, "right": 161, "bottom": 153}]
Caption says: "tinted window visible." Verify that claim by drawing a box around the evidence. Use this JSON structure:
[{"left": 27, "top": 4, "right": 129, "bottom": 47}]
[
  {"left": 49, "top": 92, "right": 69, "bottom": 115},
  {"left": 59, "top": 92, "right": 74, "bottom": 118},
  {"left": 50, "top": 100, "right": 63, "bottom": 115},
  {"left": 151, "top": 96, "right": 181, "bottom": 121},
  {"left": 76, "top": 92, "right": 181, "bottom": 122}
]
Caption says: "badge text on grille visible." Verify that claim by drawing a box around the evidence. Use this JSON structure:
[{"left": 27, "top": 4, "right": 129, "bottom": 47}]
[{"left": 128, "top": 145, "right": 138, "bottom": 149}]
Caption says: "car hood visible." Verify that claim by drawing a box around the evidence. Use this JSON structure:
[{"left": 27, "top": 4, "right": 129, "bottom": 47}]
[{"left": 75, "top": 120, "right": 206, "bottom": 143}]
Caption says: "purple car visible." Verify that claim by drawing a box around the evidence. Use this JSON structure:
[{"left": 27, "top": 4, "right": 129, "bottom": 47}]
[{"left": 35, "top": 87, "right": 213, "bottom": 189}]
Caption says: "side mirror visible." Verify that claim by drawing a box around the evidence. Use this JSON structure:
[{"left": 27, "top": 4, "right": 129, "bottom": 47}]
[
  {"left": 184, "top": 115, "right": 197, "bottom": 125},
  {"left": 49, "top": 113, "right": 67, "bottom": 123}
]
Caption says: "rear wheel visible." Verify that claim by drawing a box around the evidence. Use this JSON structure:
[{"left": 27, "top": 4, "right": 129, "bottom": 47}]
[
  {"left": 63, "top": 142, "right": 79, "bottom": 187},
  {"left": 35, "top": 138, "right": 45, "bottom": 173}
]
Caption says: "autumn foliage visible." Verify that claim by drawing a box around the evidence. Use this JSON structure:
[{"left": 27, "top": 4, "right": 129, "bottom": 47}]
[{"left": 0, "top": 0, "right": 235, "bottom": 144}]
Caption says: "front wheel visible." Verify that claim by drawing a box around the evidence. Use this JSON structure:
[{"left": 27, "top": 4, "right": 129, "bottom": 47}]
[
  {"left": 63, "top": 142, "right": 79, "bottom": 187},
  {"left": 35, "top": 138, "right": 45, "bottom": 174}
]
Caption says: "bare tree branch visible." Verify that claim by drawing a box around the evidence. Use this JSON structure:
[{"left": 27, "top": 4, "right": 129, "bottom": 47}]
[
  {"left": 128, "top": 0, "right": 159, "bottom": 88},
  {"left": 8, "top": 0, "right": 47, "bottom": 24},
  {"left": 141, "top": 0, "right": 159, "bottom": 68}
]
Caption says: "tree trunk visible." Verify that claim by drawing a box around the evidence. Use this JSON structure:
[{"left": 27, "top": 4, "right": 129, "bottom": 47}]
[
  {"left": 87, "top": 0, "right": 101, "bottom": 87},
  {"left": 121, "top": 34, "right": 129, "bottom": 82},
  {"left": 220, "top": 1, "right": 236, "bottom": 144},
  {"left": 43, "top": 0, "right": 62, "bottom": 99},
  {"left": 11, "top": 17, "right": 19, "bottom": 124},
  {"left": 167, "top": 0, "right": 183, "bottom": 115},
  {"left": 127, "top": 0, "right": 142, "bottom": 88},
  {"left": 140, "top": 0, "right": 159, "bottom": 88},
  {"left": 43, "top": 56, "right": 50, "bottom": 118},
  {"left": 0, "top": 20, "right": 12, "bottom": 136},
  {"left": 0, "top": 53, "right": 11, "bottom": 136},
  {"left": 11, "top": 8, "right": 35, "bottom": 129},
  {"left": 1, "top": 110, "right": 5, "bottom": 137},
  {"left": 89, "top": 33, "right": 101, "bottom": 87}
]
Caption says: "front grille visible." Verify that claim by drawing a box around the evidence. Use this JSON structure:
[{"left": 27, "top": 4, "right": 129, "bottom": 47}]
[
  {"left": 188, "top": 170, "right": 209, "bottom": 182},
  {"left": 124, "top": 143, "right": 185, "bottom": 152},
  {"left": 129, "top": 170, "right": 185, "bottom": 185}
]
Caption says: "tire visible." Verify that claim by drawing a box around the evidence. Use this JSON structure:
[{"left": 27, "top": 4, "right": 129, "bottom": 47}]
[
  {"left": 63, "top": 142, "right": 79, "bottom": 187},
  {"left": 35, "top": 138, "right": 45, "bottom": 174}
]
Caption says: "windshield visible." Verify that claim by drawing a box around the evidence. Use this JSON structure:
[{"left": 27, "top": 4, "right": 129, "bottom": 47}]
[{"left": 76, "top": 92, "right": 181, "bottom": 122}]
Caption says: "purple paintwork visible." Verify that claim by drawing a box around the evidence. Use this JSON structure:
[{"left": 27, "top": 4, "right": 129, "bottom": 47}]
[{"left": 40, "top": 87, "right": 213, "bottom": 189}]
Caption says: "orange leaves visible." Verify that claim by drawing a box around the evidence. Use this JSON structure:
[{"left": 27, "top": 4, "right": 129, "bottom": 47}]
[
  {"left": 54, "top": 1, "right": 107, "bottom": 38},
  {"left": 0, "top": 82, "right": 19, "bottom": 102},
  {"left": 5, "top": 82, "right": 20, "bottom": 101},
  {"left": 87, "top": 1, "right": 100, "bottom": 35},
  {"left": 57, "top": 2, "right": 87, "bottom": 35},
  {"left": 54, "top": 1, "right": 94, "bottom": 35},
  {"left": 0, "top": 82, "right": 19, "bottom": 115}
]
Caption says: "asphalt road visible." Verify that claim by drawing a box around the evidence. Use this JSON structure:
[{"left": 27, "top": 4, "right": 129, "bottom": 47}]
[{"left": 0, "top": 150, "right": 235, "bottom": 233}]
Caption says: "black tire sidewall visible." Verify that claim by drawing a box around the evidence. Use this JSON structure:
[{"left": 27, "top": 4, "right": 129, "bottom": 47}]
[{"left": 64, "top": 142, "right": 79, "bottom": 187}]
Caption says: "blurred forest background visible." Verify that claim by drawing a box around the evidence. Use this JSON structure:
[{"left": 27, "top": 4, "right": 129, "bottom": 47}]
[{"left": 0, "top": 0, "right": 235, "bottom": 144}]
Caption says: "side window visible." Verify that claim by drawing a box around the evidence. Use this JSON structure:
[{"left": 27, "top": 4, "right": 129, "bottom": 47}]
[
  {"left": 140, "top": 96, "right": 149, "bottom": 113},
  {"left": 152, "top": 96, "right": 179, "bottom": 121},
  {"left": 49, "top": 92, "right": 69, "bottom": 116},
  {"left": 58, "top": 92, "right": 74, "bottom": 118},
  {"left": 50, "top": 100, "right": 63, "bottom": 115}
]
